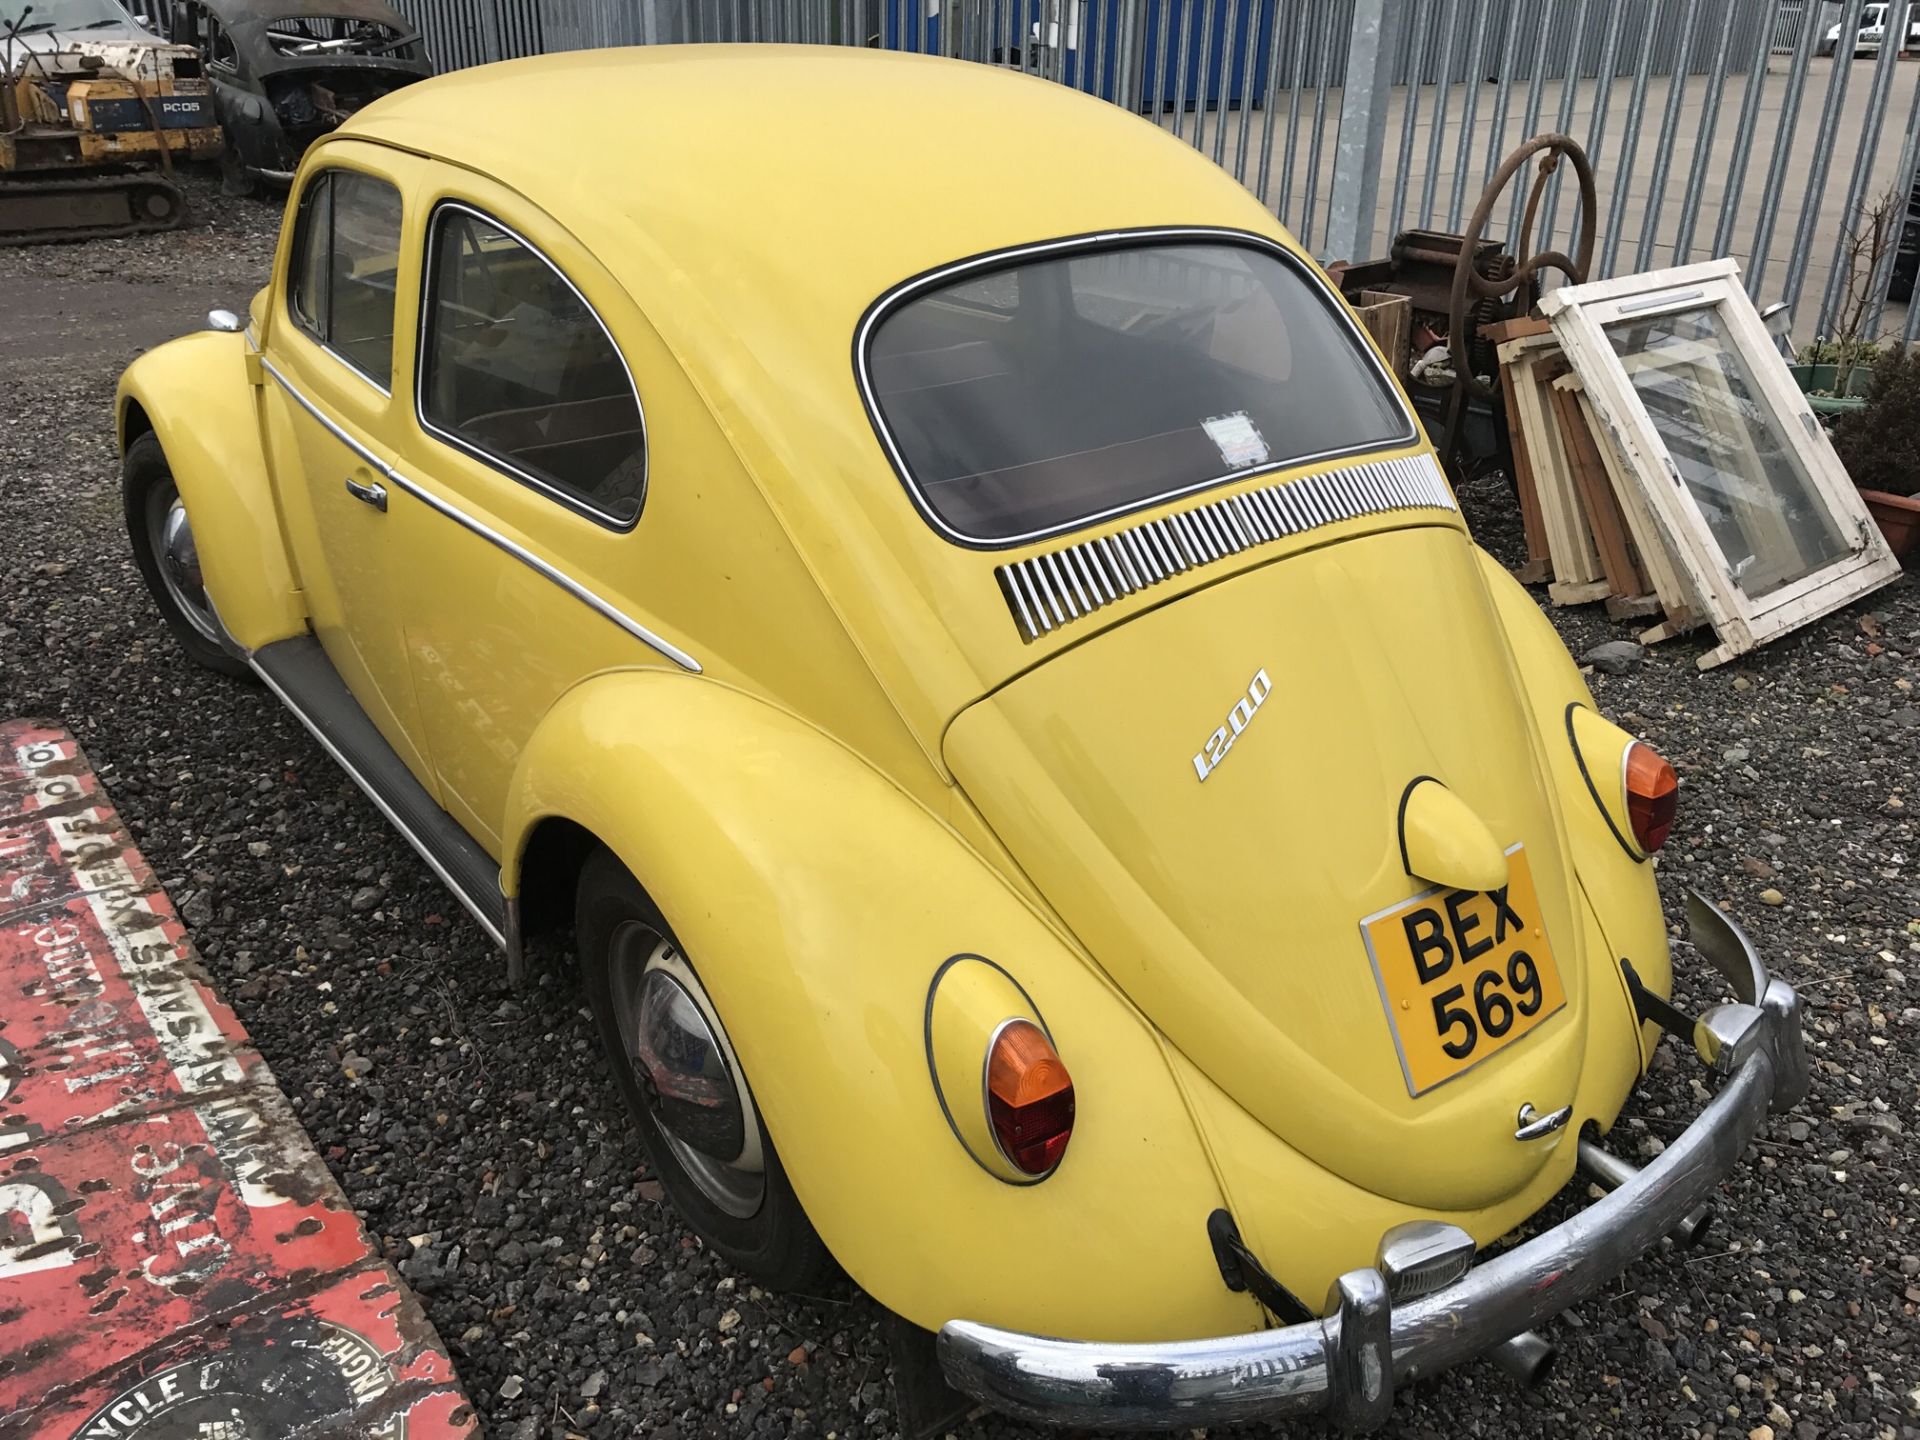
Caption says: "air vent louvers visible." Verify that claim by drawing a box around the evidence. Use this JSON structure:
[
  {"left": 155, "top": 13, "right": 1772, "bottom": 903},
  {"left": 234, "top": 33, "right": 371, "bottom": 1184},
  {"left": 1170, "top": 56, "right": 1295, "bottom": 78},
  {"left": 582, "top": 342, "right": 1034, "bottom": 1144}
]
[{"left": 995, "top": 452, "right": 1456, "bottom": 642}]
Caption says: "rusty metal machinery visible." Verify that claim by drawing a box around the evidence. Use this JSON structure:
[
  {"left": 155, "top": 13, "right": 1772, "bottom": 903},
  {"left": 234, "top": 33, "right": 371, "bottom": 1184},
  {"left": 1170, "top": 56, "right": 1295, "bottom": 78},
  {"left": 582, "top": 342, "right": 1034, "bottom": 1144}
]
[
  {"left": 1335, "top": 134, "right": 1597, "bottom": 489},
  {"left": 1437, "top": 133, "right": 1598, "bottom": 475},
  {"left": 1, "top": 23, "right": 220, "bottom": 246},
  {"left": 0, "top": 169, "right": 183, "bottom": 243}
]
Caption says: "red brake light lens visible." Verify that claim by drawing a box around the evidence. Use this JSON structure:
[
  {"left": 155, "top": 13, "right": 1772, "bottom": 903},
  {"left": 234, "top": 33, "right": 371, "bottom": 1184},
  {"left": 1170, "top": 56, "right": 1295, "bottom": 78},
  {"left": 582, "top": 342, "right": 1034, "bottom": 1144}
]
[
  {"left": 986, "top": 1020, "right": 1075, "bottom": 1176},
  {"left": 1624, "top": 742, "right": 1678, "bottom": 854}
]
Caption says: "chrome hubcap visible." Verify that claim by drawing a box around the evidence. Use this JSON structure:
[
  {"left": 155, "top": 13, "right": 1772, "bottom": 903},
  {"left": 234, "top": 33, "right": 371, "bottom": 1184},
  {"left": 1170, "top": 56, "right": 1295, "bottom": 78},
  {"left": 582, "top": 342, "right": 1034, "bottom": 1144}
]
[
  {"left": 162, "top": 502, "right": 200, "bottom": 593},
  {"left": 611, "top": 927, "right": 765, "bottom": 1218},
  {"left": 147, "top": 487, "right": 222, "bottom": 645}
]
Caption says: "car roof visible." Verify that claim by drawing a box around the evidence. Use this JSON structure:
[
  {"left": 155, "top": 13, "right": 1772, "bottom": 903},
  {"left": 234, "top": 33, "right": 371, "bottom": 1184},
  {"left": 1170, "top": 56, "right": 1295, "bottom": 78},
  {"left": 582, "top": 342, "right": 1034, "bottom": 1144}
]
[
  {"left": 340, "top": 45, "right": 1282, "bottom": 320},
  {"left": 331, "top": 46, "right": 1312, "bottom": 701}
]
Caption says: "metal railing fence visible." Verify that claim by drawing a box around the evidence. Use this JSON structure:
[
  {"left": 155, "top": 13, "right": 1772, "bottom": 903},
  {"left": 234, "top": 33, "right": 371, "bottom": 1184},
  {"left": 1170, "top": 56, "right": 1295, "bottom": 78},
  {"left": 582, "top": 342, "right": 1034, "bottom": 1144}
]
[{"left": 131, "top": 0, "right": 1919, "bottom": 345}]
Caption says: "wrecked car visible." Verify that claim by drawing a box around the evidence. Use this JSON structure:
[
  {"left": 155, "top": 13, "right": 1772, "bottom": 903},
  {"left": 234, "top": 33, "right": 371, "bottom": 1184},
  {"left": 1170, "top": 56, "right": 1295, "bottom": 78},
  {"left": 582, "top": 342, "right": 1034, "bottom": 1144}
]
[
  {"left": 116, "top": 47, "right": 1808, "bottom": 1431},
  {"left": 165, "top": 0, "right": 426, "bottom": 190}
]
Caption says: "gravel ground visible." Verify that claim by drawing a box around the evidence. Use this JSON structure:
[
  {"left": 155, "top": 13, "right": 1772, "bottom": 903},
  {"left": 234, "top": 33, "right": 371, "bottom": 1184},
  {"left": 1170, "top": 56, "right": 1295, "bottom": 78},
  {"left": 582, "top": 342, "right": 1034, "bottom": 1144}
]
[{"left": 2, "top": 180, "right": 1917, "bottom": 1440}]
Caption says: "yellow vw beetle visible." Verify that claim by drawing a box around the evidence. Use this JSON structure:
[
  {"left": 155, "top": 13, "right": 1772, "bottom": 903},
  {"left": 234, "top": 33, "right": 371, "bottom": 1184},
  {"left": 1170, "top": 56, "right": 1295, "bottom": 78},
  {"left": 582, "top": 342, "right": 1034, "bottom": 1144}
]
[{"left": 116, "top": 45, "right": 1807, "bottom": 1429}]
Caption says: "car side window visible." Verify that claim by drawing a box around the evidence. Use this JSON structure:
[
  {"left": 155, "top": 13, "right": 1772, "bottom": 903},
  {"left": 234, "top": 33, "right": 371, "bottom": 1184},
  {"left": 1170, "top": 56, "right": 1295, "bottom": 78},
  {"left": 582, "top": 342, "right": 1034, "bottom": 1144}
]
[
  {"left": 287, "top": 176, "right": 331, "bottom": 336},
  {"left": 284, "top": 170, "right": 403, "bottom": 389},
  {"left": 418, "top": 205, "right": 646, "bottom": 527},
  {"left": 207, "top": 17, "right": 237, "bottom": 68}
]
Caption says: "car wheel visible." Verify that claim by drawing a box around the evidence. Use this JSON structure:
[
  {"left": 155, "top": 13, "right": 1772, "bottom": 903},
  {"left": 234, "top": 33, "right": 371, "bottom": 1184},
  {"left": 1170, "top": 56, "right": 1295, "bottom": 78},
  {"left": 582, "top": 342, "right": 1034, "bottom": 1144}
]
[
  {"left": 1817, "top": 40, "right": 1833, "bottom": 56},
  {"left": 123, "top": 432, "right": 252, "bottom": 679},
  {"left": 576, "top": 847, "right": 833, "bottom": 1291}
]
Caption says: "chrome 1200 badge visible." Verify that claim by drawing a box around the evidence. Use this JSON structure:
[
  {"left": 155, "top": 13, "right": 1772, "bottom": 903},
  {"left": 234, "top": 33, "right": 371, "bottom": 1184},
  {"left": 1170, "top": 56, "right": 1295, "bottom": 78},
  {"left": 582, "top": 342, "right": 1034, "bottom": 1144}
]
[{"left": 1192, "top": 668, "right": 1272, "bottom": 782}]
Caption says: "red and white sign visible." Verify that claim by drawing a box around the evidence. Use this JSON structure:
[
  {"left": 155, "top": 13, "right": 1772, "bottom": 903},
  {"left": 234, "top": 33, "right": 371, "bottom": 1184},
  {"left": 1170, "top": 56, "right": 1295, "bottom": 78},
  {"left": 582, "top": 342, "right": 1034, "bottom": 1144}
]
[{"left": 0, "top": 721, "right": 474, "bottom": 1439}]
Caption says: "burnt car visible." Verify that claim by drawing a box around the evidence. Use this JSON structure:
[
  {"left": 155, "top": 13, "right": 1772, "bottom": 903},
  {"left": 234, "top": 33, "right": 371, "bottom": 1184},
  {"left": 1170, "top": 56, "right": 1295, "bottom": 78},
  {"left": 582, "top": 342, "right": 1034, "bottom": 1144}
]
[{"left": 166, "top": 0, "right": 427, "bottom": 190}]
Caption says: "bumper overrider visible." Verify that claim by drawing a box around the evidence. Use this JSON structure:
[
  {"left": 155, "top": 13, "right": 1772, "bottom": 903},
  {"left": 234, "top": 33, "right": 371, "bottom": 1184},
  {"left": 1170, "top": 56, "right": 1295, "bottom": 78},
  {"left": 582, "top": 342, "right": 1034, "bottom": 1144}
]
[{"left": 936, "top": 891, "right": 1810, "bottom": 1431}]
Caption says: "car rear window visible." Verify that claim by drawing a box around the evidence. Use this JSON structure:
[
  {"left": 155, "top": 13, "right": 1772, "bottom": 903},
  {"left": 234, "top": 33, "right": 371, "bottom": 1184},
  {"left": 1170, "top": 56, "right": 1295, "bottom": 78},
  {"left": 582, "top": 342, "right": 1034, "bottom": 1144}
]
[{"left": 863, "top": 240, "right": 1414, "bottom": 544}]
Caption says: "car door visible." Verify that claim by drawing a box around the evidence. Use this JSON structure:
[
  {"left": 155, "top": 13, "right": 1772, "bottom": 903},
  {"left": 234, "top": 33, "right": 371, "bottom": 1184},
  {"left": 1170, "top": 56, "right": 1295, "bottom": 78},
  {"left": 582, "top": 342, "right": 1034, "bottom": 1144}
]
[
  {"left": 258, "top": 144, "right": 437, "bottom": 786},
  {"left": 384, "top": 178, "right": 692, "bottom": 848}
]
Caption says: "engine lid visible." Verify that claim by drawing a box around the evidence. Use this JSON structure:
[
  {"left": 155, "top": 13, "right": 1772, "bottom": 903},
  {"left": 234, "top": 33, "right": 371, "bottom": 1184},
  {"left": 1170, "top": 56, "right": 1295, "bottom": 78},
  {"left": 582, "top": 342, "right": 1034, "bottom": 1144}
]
[{"left": 945, "top": 521, "right": 1594, "bottom": 1210}]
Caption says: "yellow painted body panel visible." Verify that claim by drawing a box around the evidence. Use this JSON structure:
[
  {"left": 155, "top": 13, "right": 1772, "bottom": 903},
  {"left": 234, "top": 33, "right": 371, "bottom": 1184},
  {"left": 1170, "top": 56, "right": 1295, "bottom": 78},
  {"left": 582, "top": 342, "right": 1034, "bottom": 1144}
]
[
  {"left": 371, "top": 160, "right": 936, "bottom": 848},
  {"left": 944, "top": 526, "right": 1612, "bottom": 1213},
  {"left": 1475, "top": 553, "right": 1672, "bottom": 1067},
  {"left": 500, "top": 673, "right": 1259, "bottom": 1340},
  {"left": 1179, "top": 887, "right": 1645, "bottom": 1307},
  {"left": 1396, "top": 778, "right": 1511, "bottom": 893},
  {"left": 116, "top": 331, "right": 306, "bottom": 651},
  {"left": 117, "top": 47, "right": 1679, "bottom": 1342},
  {"left": 341, "top": 46, "right": 1324, "bottom": 765},
  {"left": 255, "top": 142, "right": 440, "bottom": 786},
  {"left": 926, "top": 956, "right": 1050, "bottom": 1185}
]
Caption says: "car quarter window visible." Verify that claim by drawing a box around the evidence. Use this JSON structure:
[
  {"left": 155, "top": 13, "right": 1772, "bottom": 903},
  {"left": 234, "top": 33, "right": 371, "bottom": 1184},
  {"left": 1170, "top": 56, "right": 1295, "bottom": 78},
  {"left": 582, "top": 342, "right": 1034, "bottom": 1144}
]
[
  {"left": 417, "top": 206, "right": 646, "bottom": 527},
  {"left": 285, "top": 169, "right": 404, "bottom": 389}
]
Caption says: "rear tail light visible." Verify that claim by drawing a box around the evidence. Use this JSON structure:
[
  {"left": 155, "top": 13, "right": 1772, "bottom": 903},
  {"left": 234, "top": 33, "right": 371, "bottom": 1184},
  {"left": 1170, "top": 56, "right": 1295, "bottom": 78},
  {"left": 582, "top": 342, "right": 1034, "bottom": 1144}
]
[
  {"left": 986, "top": 1020, "right": 1074, "bottom": 1176},
  {"left": 1624, "top": 742, "right": 1678, "bottom": 854}
]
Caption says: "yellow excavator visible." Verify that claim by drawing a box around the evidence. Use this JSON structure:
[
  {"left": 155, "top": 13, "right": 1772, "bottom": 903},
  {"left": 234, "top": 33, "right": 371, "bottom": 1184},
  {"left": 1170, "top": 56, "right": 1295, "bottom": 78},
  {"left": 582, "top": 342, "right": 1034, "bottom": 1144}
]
[{"left": 2, "top": 0, "right": 223, "bottom": 244}]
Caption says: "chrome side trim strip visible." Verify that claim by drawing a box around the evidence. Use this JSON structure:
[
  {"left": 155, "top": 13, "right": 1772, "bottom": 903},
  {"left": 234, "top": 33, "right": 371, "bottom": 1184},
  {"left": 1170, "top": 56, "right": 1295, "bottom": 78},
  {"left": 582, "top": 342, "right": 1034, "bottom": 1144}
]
[
  {"left": 993, "top": 451, "right": 1457, "bottom": 642},
  {"left": 264, "top": 354, "right": 388, "bottom": 471},
  {"left": 262, "top": 358, "right": 701, "bottom": 674},
  {"left": 248, "top": 654, "right": 507, "bottom": 948}
]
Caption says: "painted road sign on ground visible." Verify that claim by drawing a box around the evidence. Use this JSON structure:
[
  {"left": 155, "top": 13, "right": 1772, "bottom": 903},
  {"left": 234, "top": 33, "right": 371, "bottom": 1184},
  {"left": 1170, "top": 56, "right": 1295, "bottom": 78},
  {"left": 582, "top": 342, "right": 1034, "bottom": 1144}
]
[{"left": 0, "top": 719, "right": 474, "bottom": 1439}]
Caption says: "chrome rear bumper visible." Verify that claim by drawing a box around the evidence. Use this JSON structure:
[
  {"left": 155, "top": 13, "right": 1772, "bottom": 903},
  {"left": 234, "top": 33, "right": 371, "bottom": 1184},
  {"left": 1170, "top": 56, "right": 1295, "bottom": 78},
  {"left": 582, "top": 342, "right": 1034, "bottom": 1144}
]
[{"left": 937, "top": 892, "right": 1808, "bottom": 1430}]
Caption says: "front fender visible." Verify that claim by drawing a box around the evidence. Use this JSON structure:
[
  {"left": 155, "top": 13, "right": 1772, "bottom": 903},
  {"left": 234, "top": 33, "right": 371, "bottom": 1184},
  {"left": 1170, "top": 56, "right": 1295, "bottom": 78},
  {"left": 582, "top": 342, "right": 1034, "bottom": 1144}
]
[
  {"left": 501, "top": 671, "right": 1260, "bottom": 1343},
  {"left": 118, "top": 331, "right": 304, "bottom": 652}
]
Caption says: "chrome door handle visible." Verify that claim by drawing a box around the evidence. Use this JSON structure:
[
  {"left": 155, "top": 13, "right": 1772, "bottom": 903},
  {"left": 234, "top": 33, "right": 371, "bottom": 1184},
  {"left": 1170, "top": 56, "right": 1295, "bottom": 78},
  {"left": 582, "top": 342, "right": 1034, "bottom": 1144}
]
[{"left": 344, "top": 476, "right": 388, "bottom": 512}]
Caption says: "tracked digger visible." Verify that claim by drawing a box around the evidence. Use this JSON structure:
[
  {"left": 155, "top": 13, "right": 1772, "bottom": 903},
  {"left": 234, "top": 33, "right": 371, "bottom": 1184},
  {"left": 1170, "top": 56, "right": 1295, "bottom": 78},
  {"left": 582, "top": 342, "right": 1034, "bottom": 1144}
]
[{"left": 2, "top": 0, "right": 222, "bottom": 244}]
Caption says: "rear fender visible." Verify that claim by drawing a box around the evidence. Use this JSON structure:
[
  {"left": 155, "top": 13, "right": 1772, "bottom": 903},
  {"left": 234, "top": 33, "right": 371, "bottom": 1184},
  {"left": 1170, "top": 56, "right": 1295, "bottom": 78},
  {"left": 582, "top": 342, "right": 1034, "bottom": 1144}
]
[
  {"left": 117, "top": 330, "right": 305, "bottom": 651},
  {"left": 1476, "top": 551, "right": 1671, "bottom": 1067},
  {"left": 500, "top": 670, "right": 1256, "bottom": 1342}
]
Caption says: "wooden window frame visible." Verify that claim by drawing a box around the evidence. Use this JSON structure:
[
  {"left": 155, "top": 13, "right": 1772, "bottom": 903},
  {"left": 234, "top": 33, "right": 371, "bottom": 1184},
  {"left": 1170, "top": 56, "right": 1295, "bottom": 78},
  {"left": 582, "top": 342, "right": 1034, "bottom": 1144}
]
[{"left": 1542, "top": 258, "right": 1900, "bottom": 669}]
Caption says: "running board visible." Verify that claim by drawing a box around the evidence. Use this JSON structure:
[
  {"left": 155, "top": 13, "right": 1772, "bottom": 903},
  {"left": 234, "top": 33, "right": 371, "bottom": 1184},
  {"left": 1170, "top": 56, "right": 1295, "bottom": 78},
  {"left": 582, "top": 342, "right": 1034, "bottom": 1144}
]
[{"left": 251, "top": 636, "right": 507, "bottom": 947}]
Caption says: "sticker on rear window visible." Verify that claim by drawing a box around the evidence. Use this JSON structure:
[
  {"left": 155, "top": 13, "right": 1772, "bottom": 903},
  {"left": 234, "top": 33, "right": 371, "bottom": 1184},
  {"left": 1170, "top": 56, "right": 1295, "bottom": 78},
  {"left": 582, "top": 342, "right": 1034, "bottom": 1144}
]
[{"left": 1202, "top": 411, "right": 1271, "bottom": 470}]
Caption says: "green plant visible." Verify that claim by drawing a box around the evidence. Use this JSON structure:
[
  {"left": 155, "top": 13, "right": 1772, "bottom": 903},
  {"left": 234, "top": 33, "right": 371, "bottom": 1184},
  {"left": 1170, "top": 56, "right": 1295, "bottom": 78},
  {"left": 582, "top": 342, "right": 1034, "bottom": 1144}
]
[
  {"left": 1829, "top": 347, "right": 1920, "bottom": 497},
  {"left": 1797, "top": 337, "right": 1884, "bottom": 369},
  {"left": 1804, "top": 189, "right": 1901, "bottom": 397}
]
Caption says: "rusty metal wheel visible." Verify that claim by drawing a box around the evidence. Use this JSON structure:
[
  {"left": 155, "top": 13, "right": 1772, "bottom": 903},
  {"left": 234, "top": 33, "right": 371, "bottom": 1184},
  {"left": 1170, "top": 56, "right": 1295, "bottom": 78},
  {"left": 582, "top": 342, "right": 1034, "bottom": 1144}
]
[{"left": 1438, "top": 133, "right": 1598, "bottom": 478}]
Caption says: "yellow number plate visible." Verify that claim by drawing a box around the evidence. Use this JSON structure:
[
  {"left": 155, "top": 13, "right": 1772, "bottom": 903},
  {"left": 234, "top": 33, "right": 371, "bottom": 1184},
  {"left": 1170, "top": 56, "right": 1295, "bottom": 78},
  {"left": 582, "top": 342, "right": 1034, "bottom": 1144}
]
[{"left": 1359, "top": 846, "right": 1567, "bottom": 1097}]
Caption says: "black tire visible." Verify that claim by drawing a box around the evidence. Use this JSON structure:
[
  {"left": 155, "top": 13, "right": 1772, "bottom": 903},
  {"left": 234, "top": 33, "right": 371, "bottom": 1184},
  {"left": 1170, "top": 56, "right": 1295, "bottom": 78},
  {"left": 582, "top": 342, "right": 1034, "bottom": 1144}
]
[
  {"left": 123, "top": 432, "right": 252, "bottom": 679},
  {"left": 575, "top": 847, "right": 833, "bottom": 1291}
]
